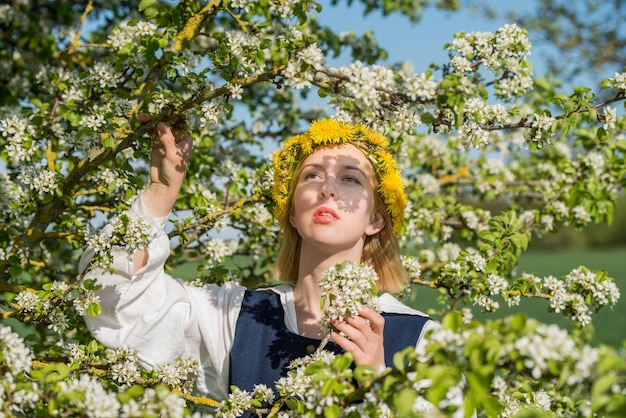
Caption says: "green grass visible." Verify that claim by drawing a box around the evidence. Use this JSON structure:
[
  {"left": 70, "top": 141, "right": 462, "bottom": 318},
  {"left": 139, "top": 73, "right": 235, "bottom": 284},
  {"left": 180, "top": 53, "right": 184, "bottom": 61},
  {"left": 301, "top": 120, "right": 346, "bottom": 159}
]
[
  {"left": 406, "top": 247, "right": 626, "bottom": 348},
  {"left": 172, "top": 247, "right": 626, "bottom": 349}
]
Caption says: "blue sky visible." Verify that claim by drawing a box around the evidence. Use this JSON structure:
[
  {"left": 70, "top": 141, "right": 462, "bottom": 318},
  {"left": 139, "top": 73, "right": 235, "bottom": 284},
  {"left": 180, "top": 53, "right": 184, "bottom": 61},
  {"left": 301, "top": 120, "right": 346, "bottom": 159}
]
[{"left": 316, "top": 0, "right": 548, "bottom": 77}]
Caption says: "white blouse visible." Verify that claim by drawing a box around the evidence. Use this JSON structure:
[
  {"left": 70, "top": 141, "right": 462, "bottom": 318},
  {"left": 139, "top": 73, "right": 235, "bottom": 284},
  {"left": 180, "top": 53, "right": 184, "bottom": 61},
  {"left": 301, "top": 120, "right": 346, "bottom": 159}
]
[{"left": 79, "top": 194, "right": 437, "bottom": 401}]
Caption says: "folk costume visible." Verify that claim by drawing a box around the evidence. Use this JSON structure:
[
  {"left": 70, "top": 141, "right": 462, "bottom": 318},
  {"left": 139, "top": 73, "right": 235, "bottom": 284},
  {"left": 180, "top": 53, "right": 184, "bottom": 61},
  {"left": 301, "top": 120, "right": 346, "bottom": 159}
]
[
  {"left": 81, "top": 118, "right": 436, "bottom": 402},
  {"left": 80, "top": 195, "right": 434, "bottom": 399}
]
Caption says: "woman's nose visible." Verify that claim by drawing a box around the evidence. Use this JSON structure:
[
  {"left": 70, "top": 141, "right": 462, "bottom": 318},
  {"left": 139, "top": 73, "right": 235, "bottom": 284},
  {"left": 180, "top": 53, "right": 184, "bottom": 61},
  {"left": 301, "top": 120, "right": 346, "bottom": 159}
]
[{"left": 319, "top": 176, "right": 337, "bottom": 198}]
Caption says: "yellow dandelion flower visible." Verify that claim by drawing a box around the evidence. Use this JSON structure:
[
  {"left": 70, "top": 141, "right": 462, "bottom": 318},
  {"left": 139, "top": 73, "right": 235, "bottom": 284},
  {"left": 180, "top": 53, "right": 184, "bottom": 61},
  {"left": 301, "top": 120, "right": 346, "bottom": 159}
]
[
  {"left": 334, "top": 122, "right": 357, "bottom": 143},
  {"left": 283, "top": 135, "right": 302, "bottom": 150},
  {"left": 362, "top": 129, "right": 389, "bottom": 148},
  {"left": 375, "top": 151, "right": 397, "bottom": 171},
  {"left": 309, "top": 119, "right": 340, "bottom": 144},
  {"left": 386, "top": 173, "right": 406, "bottom": 196},
  {"left": 299, "top": 133, "right": 314, "bottom": 155}
]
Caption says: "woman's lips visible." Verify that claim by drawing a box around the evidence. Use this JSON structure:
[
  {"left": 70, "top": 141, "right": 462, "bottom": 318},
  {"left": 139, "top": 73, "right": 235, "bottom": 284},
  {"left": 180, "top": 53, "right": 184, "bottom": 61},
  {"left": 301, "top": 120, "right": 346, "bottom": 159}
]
[{"left": 313, "top": 207, "right": 340, "bottom": 223}]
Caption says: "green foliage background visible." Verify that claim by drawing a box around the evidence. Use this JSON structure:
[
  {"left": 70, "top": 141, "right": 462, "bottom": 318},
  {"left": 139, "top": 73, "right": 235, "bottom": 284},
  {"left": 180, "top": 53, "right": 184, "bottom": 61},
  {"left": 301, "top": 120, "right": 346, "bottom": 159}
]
[{"left": 172, "top": 245, "right": 626, "bottom": 349}]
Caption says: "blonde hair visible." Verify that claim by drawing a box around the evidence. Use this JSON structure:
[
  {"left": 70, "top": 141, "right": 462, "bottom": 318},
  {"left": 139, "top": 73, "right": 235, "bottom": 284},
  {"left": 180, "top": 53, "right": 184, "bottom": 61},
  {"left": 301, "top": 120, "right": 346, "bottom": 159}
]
[{"left": 273, "top": 148, "right": 408, "bottom": 293}]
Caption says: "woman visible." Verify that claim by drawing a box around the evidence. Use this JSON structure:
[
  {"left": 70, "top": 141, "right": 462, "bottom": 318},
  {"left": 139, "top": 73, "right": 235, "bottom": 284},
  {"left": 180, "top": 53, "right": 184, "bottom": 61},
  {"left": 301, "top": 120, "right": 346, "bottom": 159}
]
[{"left": 80, "top": 115, "right": 435, "bottom": 403}]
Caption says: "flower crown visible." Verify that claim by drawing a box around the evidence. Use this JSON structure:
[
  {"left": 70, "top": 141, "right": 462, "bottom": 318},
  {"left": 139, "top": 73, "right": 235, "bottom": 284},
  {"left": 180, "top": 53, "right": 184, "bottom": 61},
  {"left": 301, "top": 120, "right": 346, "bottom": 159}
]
[{"left": 271, "top": 118, "right": 407, "bottom": 234}]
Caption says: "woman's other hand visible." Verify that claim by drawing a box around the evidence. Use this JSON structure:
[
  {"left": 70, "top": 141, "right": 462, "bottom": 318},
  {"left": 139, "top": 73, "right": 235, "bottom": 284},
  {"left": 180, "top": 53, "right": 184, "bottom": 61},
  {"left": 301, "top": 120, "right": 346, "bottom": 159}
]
[{"left": 330, "top": 306, "right": 386, "bottom": 373}]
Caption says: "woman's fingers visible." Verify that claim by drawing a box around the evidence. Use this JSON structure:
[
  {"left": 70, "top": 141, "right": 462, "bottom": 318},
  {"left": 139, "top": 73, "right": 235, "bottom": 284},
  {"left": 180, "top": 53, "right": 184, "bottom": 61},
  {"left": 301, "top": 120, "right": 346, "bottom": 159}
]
[
  {"left": 331, "top": 309, "right": 384, "bottom": 349},
  {"left": 177, "top": 134, "right": 194, "bottom": 168},
  {"left": 331, "top": 310, "right": 386, "bottom": 371},
  {"left": 357, "top": 306, "right": 385, "bottom": 334}
]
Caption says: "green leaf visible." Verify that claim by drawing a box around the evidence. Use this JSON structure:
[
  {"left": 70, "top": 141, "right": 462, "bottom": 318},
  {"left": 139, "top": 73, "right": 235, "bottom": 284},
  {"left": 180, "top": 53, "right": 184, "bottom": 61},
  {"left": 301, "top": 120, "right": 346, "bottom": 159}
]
[
  {"left": 87, "top": 302, "right": 101, "bottom": 316},
  {"left": 592, "top": 373, "right": 617, "bottom": 398},
  {"left": 138, "top": 0, "right": 157, "bottom": 12},
  {"left": 323, "top": 404, "right": 340, "bottom": 418},
  {"left": 586, "top": 108, "right": 597, "bottom": 124},
  {"left": 601, "top": 78, "right": 613, "bottom": 89},
  {"left": 31, "top": 363, "right": 71, "bottom": 384},
  {"left": 143, "top": 6, "right": 160, "bottom": 18},
  {"left": 118, "top": 384, "right": 145, "bottom": 403},
  {"left": 101, "top": 136, "right": 114, "bottom": 149},
  {"left": 391, "top": 387, "right": 417, "bottom": 417},
  {"left": 353, "top": 365, "right": 375, "bottom": 383},
  {"left": 421, "top": 112, "right": 436, "bottom": 124},
  {"left": 332, "top": 353, "right": 353, "bottom": 371},
  {"left": 87, "top": 339, "right": 100, "bottom": 353},
  {"left": 392, "top": 347, "right": 415, "bottom": 372},
  {"left": 441, "top": 311, "right": 463, "bottom": 332},
  {"left": 597, "top": 127, "right": 610, "bottom": 141},
  {"left": 509, "top": 313, "right": 527, "bottom": 331}
]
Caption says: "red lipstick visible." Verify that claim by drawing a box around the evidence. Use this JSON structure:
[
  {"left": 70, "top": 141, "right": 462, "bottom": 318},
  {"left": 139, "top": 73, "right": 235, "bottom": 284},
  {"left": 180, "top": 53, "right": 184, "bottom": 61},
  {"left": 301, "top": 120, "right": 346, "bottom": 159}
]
[{"left": 313, "top": 207, "right": 340, "bottom": 223}]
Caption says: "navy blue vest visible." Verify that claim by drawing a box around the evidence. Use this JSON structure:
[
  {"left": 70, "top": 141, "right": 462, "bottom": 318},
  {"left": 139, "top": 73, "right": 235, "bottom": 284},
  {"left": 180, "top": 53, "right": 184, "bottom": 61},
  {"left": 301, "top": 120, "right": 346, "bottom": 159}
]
[{"left": 228, "top": 289, "right": 430, "bottom": 396}]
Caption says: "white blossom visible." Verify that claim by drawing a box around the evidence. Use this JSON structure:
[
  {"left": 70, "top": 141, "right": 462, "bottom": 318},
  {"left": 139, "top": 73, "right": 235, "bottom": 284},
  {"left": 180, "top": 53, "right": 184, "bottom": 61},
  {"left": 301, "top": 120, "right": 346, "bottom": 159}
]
[
  {"left": 461, "top": 210, "right": 487, "bottom": 232},
  {"left": 450, "top": 56, "right": 473, "bottom": 74},
  {"left": 404, "top": 72, "right": 438, "bottom": 101},
  {"left": 602, "top": 106, "right": 617, "bottom": 130},
  {"left": 47, "top": 309, "right": 69, "bottom": 333},
  {"left": 609, "top": 72, "right": 626, "bottom": 91},
  {"left": 17, "top": 168, "right": 57, "bottom": 196},
  {"left": 110, "top": 361, "right": 141, "bottom": 385},
  {"left": 66, "top": 343, "right": 88, "bottom": 364},
  {"left": 416, "top": 173, "right": 440, "bottom": 194},
  {"left": 227, "top": 83, "right": 243, "bottom": 100},
  {"left": 217, "top": 387, "right": 253, "bottom": 417},
  {"left": 73, "top": 292, "right": 100, "bottom": 316},
  {"left": 318, "top": 261, "right": 380, "bottom": 332},
  {"left": 459, "top": 123, "right": 489, "bottom": 148},
  {"left": 582, "top": 151, "right": 606, "bottom": 175},
  {"left": 474, "top": 294, "right": 499, "bottom": 312},
  {"left": 0, "top": 325, "right": 34, "bottom": 375},
  {"left": 551, "top": 201, "right": 569, "bottom": 218},
  {"left": 298, "top": 43, "right": 324, "bottom": 68},
  {"left": 401, "top": 255, "right": 421, "bottom": 278},
  {"left": 532, "top": 390, "right": 552, "bottom": 410},
  {"left": 58, "top": 374, "right": 121, "bottom": 417},
  {"left": 82, "top": 113, "right": 106, "bottom": 130},
  {"left": 252, "top": 384, "right": 275, "bottom": 403},
  {"left": 486, "top": 273, "right": 509, "bottom": 295},
  {"left": 436, "top": 242, "right": 461, "bottom": 262},
  {"left": 110, "top": 213, "right": 153, "bottom": 254},
  {"left": 513, "top": 323, "right": 576, "bottom": 379},
  {"left": 107, "top": 21, "right": 158, "bottom": 50},
  {"left": 15, "top": 291, "right": 39, "bottom": 313},
  {"left": 177, "top": 49, "right": 200, "bottom": 76},
  {"left": 200, "top": 101, "right": 224, "bottom": 127},
  {"left": 572, "top": 205, "right": 592, "bottom": 223},
  {"left": 87, "top": 62, "right": 122, "bottom": 90},
  {"left": 204, "top": 238, "right": 237, "bottom": 263}
]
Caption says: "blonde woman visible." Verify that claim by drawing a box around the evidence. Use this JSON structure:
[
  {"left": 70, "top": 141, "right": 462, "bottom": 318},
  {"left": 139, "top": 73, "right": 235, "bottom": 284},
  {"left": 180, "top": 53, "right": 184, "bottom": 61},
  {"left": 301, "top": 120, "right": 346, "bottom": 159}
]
[{"left": 80, "top": 115, "right": 435, "bottom": 402}]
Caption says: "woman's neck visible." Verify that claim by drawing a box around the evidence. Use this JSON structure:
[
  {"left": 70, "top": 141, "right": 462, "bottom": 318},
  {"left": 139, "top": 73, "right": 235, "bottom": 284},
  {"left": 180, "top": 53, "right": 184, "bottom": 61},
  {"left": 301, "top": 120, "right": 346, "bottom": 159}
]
[{"left": 292, "top": 272, "right": 325, "bottom": 338}]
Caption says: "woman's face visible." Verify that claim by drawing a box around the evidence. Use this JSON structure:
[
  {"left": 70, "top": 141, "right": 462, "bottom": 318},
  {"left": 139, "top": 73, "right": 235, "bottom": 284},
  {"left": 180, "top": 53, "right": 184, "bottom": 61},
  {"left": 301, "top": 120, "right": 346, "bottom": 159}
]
[{"left": 288, "top": 144, "right": 385, "bottom": 256}]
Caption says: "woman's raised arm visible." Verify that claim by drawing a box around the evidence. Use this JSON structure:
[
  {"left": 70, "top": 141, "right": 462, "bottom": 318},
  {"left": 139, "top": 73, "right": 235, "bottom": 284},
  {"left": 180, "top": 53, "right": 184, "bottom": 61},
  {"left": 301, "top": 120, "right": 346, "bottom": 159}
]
[{"left": 133, "top": 114, "right": 193, "bottom": 271}]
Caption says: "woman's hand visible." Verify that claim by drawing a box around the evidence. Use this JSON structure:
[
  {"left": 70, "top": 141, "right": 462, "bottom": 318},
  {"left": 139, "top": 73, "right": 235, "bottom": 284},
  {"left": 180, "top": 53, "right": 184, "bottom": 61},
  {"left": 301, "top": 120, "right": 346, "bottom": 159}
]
[
  {"left": 132, "top": 114, "right": 193, "bottom": 272},
  {"left": 138, "top": 113, "right": 193, "bottom": 218},
  {"left": 330, "top": 306, "right": 386, "bottom": 373}
]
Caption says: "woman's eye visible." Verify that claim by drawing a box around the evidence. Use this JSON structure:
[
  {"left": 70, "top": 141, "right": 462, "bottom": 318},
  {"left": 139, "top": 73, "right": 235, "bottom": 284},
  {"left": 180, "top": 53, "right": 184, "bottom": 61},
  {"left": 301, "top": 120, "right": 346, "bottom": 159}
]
[
  {"left": 343, "top": 176, "right": 361, "bottom": 184},
  {"left": 304, "top": 172, "right": 321, "bottom": 180}
]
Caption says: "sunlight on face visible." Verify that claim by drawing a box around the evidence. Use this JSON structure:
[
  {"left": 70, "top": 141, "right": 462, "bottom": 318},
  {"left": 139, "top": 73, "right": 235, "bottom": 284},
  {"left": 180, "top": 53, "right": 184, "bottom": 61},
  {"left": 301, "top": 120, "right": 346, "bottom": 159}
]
[{"left": 288, "top": 144, "right": 383, "bottom": 253}]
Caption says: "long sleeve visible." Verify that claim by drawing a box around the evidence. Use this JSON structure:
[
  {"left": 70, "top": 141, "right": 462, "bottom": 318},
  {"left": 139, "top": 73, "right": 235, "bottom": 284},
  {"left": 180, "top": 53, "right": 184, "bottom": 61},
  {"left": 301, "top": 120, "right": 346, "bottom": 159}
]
[{"left": 79, "top": 195, "right": 245, "bottom": 400}]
